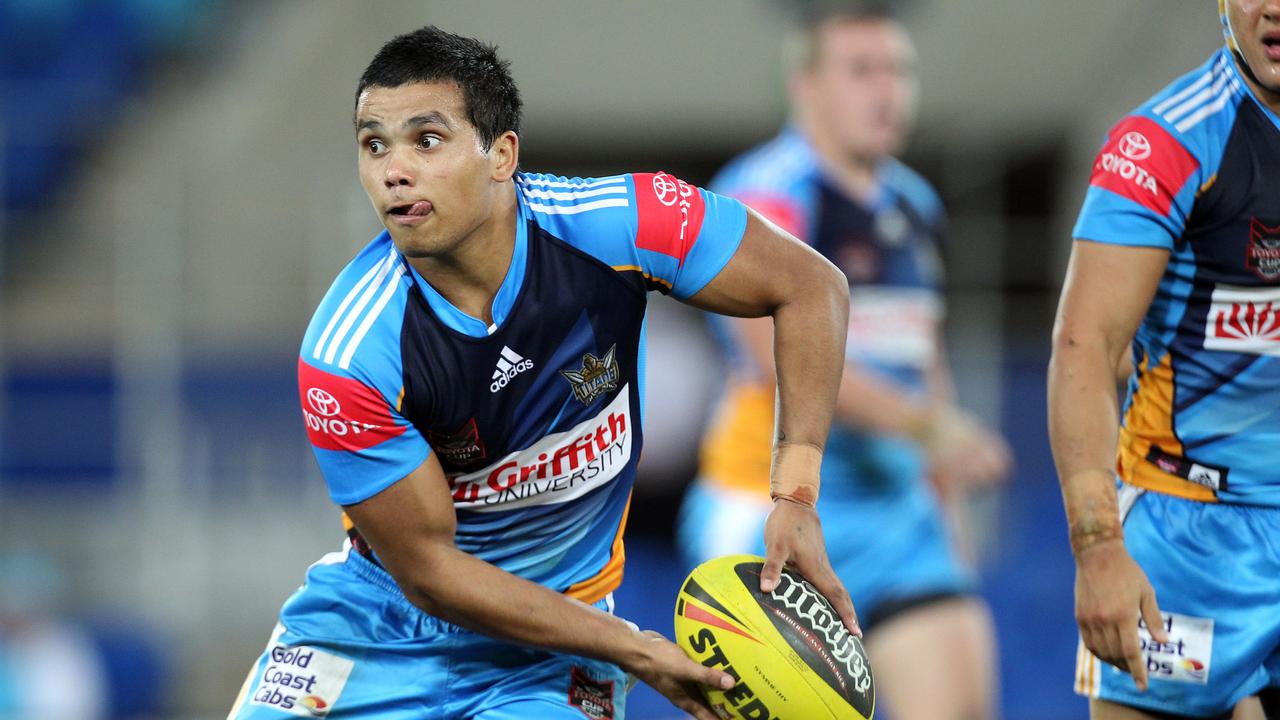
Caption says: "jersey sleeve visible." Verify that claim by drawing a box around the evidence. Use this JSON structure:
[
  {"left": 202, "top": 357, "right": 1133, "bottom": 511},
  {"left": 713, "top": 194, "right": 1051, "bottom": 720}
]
[
  {"left": 1072, "top": 114, "right": 1203, "bottom": 249},
  {"left": 626, "top": 172, "right": 748, "bottom": 299},
  {"left": 520, "top": 172, "right": 747, "bottom": 300},
  {"left": 298, "top": 357, "right": 430, "bottom": 505},
  {"left": 297, "top": 238, "right": 431, "bottom": 506}
]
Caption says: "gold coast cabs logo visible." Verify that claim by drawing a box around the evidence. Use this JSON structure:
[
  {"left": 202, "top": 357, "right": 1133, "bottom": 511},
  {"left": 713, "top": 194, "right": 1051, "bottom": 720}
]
[{"left": 561, "top": 345, "right": 619, "bottom": 404}]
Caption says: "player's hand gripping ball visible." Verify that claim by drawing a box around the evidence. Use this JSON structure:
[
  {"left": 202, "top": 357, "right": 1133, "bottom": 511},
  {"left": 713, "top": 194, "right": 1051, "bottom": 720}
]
[{"left": 674, "top": 555, "right": 875, "bottom": 720}]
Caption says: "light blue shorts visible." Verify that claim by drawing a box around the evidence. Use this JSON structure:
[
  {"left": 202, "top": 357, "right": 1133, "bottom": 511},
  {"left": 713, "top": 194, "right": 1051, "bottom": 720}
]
[
  {"left": 1076, "top": 484, "right": 1280, "bottom": 717},
  {"left": 229, "top": 546, "right": 629, "bottom": 719},
  {"left": 677, "top": 472, "right": 973, "bottom": 628}
]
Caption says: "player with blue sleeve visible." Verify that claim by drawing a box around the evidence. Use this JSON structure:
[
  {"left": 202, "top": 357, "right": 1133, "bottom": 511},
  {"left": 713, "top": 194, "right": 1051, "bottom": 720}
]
[
  {"left": 679, "top": 7, "right": 1010, "bottom": 720},
  {"left": 1051, "top": 2, "right": 1280, "bottom": 718},
  {"left": 229, "top": 26, "right": 854, "bottom": 720}
]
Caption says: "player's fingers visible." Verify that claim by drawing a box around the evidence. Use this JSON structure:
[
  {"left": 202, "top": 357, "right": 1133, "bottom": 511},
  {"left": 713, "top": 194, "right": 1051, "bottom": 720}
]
[
  {"left": 686, "top": 657, "right": 734, "bottom": 691},
  {"left": 685, "top": 705, "right": 717, "bottom": 720},
  {"left": 1121, "top": 621, "right": 1149, "bottom": 692},
  {"left": 1084, "top": 623, "right": 1122, "bottom": 671},
  {"left": 985, "top": 445, "right": 1011, "bottom": 477},
  {"left": 677, "top": 681, "right": 724, "bottom": 720},
  {"left": 1079, "top": 624, "right": 1103, "bottom": 664},
  {"left": 814, "top": 571, "right": 861, "bottom": 637},
  {"left": 1096, "top": 622, "right": 1124, "bottom": 670},
  {"left": 760, "top": 551, "right": 785, "bottom": 593},
  {"left": 706, "top": 668, "right": 735, "bottom": 692},
  {"left": 1140, "top": 589, "right": 1169, "bottom": 644},
  {"left": 995, "top": 438, "right": 1014, "bottom": 472},
  {"left": 677, "top": 693, "right": 721, "bottom": 720},
  {"left": 974, "top": 445, "right": 1009, "bottom": 485},
  {"left": 1103, "top": 620, "right": 1131, "bottom": 670}
]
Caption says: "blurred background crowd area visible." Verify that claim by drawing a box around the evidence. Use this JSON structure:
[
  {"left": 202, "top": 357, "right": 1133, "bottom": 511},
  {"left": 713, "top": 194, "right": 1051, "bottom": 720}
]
[{"left": 0, "top": 1, "right": 1224, "bottom": 718}]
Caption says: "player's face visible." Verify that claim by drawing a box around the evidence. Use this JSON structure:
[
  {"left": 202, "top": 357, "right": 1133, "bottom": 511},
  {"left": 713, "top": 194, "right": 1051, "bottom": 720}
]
[
  {"left": 1227, "top": 0, "right": 1280, "bottom": 95},
  {"left": 800, "top": 19, "right": 919, "bottom": 162},
  {"left": 355, "top": 82, "right": 511, "bottom": 258}
]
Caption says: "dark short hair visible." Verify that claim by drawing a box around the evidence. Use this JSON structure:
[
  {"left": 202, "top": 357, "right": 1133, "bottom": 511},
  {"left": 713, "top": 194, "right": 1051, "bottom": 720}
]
[
  {"left": 785, "top": 1, "right": 903, "bottom": 71},
  {"left": 355, "top": 26, "right": 522, "bottom": 150}
]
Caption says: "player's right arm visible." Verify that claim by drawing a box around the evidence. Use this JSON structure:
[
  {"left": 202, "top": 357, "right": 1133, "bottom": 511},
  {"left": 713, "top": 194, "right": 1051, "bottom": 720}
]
[
  {"left": 733, "top": 317, "right": 1009, "bottom": 492},
  {"left": 343, "top": 456, "right": 734, "bottom": 720},
  {"left": 299, "top": 242, "right": 731, "bottom": 719},
  {"left": 734, "top": 314, "right": 935, "bottom": 435},
  {"left": 1048, "top": 240, "right": 1170, "bottom": 692},
  {"left": 1051, "top": 104, "right": 1210, "bottom": 690},
  {"left": 723, "top": 187, "right": 1007, "bottom": 492}
]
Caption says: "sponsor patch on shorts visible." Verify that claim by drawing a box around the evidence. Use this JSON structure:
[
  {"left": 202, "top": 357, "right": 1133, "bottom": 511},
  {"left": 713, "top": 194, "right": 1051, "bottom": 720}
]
[
  {"left": 249, "top": 643, "right": 355, "bottom": 716},
  {"left": 568, "top": 666, "right": 615, "bottom": 719},
  {"left": 1140, "top": 612, "right": 1213, "bottom": 685}
]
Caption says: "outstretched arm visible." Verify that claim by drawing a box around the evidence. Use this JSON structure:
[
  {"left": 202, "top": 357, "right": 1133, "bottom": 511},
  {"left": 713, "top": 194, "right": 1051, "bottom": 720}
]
[
  {"left": 344, "top": 453, "right": 734, "bottom": 720},
  {"left": 685, "top": 208, "right": 857, "bottom": 634},
  {"left": 1048, "top": 238, "right": 1170, "bottom": 691}
]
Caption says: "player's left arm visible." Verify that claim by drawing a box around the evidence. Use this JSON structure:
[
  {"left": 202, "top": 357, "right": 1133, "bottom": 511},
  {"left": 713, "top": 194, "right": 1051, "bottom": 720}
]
[
  {"left": 920, "top": 334, "right": 1012, "bottom": 499},
  {"left": 683, "top": 208, "right": 858, "bottom": 635}
]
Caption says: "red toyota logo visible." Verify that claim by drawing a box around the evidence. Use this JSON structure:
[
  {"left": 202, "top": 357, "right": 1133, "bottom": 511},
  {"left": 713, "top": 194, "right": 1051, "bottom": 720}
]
[
  {"left": 1119, "top": 132, "right": 1152, "bottom": 160},
  {"left": 652, "top": 174, "right": 679, "bottom": 207},
  {"left": 306, "top": 387, "right": 341, "bottom": 416}
]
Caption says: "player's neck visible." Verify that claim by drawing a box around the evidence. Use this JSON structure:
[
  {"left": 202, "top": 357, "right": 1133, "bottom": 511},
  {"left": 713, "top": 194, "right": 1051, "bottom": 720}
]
[
  {"left": 801, "top": 124, "right": 880, "bottom": 203},
  {"left": 408, "top": 185, "right": 518, "bottom": 325},
  {"left": 819, "top": 150, "right": 880, "bottom": 204},
  {"left": 1233, "top": 52, "right": 1280, "bottom": 115}
]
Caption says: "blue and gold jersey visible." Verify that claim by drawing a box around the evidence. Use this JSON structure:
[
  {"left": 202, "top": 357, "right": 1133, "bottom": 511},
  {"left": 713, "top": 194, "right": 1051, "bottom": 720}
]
[
  {"left": 1073, "top": 48, "right": 1280, "bottom": 506},
  {"left": 698, "top": 128, "right": 946, "bottom": 497},
  {"left": 297, "top": 171, "right": 746, "bottom": 603}
]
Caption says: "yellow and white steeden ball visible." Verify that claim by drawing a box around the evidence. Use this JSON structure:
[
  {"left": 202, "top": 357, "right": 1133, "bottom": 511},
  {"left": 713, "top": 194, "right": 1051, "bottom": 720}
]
[{"left": 674, "top": 554, "right": 875, "bottom": 720}]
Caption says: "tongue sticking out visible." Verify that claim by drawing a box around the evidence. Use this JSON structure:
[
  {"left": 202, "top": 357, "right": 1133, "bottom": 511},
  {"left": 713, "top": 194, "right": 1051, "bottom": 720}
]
[{"left": 405, "top": 201, "right": 432, "bottom": 216}]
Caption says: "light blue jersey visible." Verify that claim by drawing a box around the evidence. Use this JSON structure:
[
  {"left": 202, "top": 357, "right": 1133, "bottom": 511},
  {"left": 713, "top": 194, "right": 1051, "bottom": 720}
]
[
  {"left": 233, "top": 171, "right": 746, "bottom": 719},
  {"left": 1070, "top": 38, "right": 1280, "bottom": 714}
]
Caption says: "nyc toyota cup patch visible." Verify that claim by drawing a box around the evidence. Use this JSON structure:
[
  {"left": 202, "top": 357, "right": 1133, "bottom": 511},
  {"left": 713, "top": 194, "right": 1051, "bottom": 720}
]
[{"left": 1139, "top": 612, "right": 1213, "bottom": 685}]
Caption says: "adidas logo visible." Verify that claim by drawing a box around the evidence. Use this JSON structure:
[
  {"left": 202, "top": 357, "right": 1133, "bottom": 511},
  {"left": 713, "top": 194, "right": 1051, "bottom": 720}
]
[{"left": 490, "top": 346, "right": 534, "bottom": 393}]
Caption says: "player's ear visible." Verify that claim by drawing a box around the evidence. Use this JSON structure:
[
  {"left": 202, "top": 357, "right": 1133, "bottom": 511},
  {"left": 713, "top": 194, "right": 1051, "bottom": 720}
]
[{"left": 489, "top": 130, "right": 519, "bottom": 182}]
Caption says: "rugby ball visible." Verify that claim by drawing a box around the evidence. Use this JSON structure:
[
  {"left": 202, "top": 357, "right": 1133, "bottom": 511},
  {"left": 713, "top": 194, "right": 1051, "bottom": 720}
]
[{"left": 674, "top": 554, "right": 874, "bottom": 720}]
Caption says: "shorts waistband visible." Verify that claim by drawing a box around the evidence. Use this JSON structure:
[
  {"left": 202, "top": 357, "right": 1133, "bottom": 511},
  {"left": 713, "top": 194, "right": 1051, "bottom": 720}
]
[{"left": 342, "top": 543, "right": 409, "bottom": 599}]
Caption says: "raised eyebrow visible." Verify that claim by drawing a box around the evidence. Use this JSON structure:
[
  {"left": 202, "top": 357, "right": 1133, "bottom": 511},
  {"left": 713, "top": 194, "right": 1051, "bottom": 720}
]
[{"left": 405, "top": 113, "right": 451, "bottom": 131}]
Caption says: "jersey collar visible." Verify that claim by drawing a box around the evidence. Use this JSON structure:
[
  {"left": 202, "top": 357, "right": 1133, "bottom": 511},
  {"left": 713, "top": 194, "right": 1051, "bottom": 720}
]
[
  {"left": 406, "top": 198, "right": 529, "bottom": 338},
  {"left": 1222, "top": 47, "right": 1280, "bottom": 134}
]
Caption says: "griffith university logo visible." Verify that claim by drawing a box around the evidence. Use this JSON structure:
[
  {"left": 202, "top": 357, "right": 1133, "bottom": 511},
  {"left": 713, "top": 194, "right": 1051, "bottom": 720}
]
[
  {"left": 562, "top": 344, "right": 619, "bottom": 404},
  {"left": 491, "top": 346, "right": 533, "bottom": 393}
]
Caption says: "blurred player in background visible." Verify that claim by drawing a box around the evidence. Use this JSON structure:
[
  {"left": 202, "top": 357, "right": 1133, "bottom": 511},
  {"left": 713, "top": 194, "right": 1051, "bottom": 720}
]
[
  {"left": 678, "top": 3, "right": 1011, "bottom": 719},
  {"left": 1050, "top": 0, "right": 1280, "bottom": 718},
  {"left": 229, "top": 25, "right": 857, "bottom": 720}
]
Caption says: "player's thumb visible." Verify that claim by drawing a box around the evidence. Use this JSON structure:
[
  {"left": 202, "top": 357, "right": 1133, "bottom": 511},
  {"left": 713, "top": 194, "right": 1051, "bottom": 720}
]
[
  {"left": 760, "top": 553, "right": 784, "bottom": 593},
  {"left": 1140, "top": 589, "right": 1169, "bottom": 644},
  {"left": 694, "top": 661, "right": 735, "bottom": 691}
]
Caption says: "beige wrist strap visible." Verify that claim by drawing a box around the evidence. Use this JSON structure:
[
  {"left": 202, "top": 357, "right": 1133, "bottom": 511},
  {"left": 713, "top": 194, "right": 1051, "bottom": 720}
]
[
  {"left": 1068, "top": 519, "right": 1124, "bottom": 555},
  {"left": 770, "top": 442, "right": 822, "bottom": 507}
]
